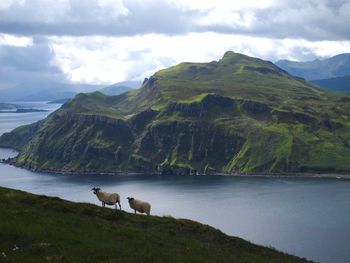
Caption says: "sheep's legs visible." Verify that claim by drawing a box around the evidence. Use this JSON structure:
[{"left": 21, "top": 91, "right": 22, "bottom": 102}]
[
  {"left": 102, "top": 201, "right": 105, "bottom": 207},
  {"left": 115, "top": 202, "right": 121, "bottom": 210},
  {"left": 134, "top": 210, "right": 137, "bottom": 214}
]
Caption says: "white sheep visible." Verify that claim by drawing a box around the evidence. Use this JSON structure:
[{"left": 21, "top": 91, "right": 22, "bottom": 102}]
[
  {"left": 127, "top": 197, "right": 151, "bottom": 215},
  {"left": 92, "top": 187, "right": 121, "bottom": 210}
]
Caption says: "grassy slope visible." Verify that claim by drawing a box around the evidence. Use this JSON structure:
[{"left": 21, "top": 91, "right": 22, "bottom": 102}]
[
  {"left": 117, "top": 51, "right": 326, "bottom": 114},
  {"left": 0, "top": 187, "right": 311, "bottom": 263},
  {"left": 1, "top": 51, "right": 350, "bottom": 174}
]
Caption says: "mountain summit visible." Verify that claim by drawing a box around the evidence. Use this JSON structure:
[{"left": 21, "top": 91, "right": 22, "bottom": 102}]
[{"left": 1, "top": 51, "right": 349, "bottom": 174}]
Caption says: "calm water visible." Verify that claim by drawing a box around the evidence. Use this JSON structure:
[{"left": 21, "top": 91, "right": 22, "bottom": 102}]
[
  {"left": 0, "top": 101, "right": 60, "bottom": 135},
  {"left": 0, "top": 102, "right": 349, "bottom": 263}
]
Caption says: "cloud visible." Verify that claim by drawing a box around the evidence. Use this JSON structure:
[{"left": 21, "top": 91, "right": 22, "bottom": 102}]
[
  {"left": 0, "top": 0, "right": 194, "bottom": 37},
  {"left": 192, "top": 0, "right": 350, "bottom": 41},
  {"left": 0, "top": 0, "right": 349, "bottom": 41},
  {"left": 0, "top": 33, "right": 32, "bottom": 46},
  {"left": 49, "top": 33, "right": 350, "bottom": 84},
  {"left": 0, "top": 0, "right": 350, "bottom": 88},
  {"left": 0, "top": 36, "right": 68, "bottom": 94}
]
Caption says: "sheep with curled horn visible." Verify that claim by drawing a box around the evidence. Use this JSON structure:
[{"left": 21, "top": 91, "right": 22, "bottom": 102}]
[
  {"left": 127, "top": 197, "right": 151, "bottom": 215},
  {"left": 92, "top": 187, "right": 121, "bottom": 210}
]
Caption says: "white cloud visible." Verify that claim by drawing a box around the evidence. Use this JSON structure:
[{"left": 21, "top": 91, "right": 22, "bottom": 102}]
[
  {"left": 0, "top": 33, "right": 32, "bottom": 46},
  {"left": 49, "top": 33, "right": 350, "bottom": 84},
  {"left": 1, "top": 0, "right": 350, "bottom": 87},
  {"left": 170, "top": 0, "right": 274, "bottom": 11}
]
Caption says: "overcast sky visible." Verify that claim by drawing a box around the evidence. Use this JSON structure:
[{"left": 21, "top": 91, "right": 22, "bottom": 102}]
[{"left": 1, "top": 0, "right": 350, "bottom": 87}]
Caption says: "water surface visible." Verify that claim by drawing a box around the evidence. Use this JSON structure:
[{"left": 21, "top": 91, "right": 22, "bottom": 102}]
[{"left": 0, "top": 102, "right": 349, "bottom": 263}]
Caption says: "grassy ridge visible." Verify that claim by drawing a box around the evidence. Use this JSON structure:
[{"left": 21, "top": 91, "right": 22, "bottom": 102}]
[
  {"left": 0, "top": 187, "right": 311, "bottom": 263},
  {"left": 1, "top": 51, "right": 350, "bottom": 174}
]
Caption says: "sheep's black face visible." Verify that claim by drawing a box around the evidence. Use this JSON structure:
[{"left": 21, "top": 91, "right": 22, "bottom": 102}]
[
  {"left": 92, "top": 187, "right": 100, "bottom": 195},
  {"left": 127, "top": 197, "right": 134, "bottom": 202}
]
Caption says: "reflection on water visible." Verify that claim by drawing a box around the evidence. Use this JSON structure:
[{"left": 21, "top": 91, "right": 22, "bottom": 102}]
[{"left": 0, "top": 102, "right": 350, "bottom": 263}]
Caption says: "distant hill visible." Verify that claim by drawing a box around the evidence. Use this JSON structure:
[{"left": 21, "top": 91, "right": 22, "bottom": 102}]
[
  {"left": 47, "top": 98, "right": 72, "bottom": 104},
  {"left": 0, "top": 82, "right": 103, "bottom": 102},
  {"left": 0, "top": 80, "right": 141, "bottom": 102},
  {"left": 46, "top": 81, "right": 142, "bottom": 104},
  {"left": 99, "top": 81, "right": 141, "bottom": 96},
  {"left": 311, "top": 75, "right": 350, "bottom": 94},
  {"left": 0, "top": 102, "right": 20, "bottom": 110},
  {"left": 1, "top": 51, "right": 350, "bottom": 174},
  {"left": 276, "top": 53, "right": 350, "bottom": 81}
]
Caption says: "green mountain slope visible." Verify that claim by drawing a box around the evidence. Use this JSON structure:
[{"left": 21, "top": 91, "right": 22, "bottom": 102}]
[
  {"left": 276, "top": 53, "right": 350, "bottom": 81},
  {"left": 0, "top": 187, "right": 311, "bottom": 263},
  {"left": 312, "top": 75, "right": 350, "bottom": 94},
  {"left": 1, "top": 51, "right": 350, "bottom": 174}
]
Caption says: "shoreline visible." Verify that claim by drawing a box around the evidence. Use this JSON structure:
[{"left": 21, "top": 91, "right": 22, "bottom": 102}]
[{"left": 1, "top": 158, "right": 349, "bottom": 180}]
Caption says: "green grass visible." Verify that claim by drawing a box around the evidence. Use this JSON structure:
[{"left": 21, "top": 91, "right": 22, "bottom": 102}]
[
  {"left": 1, "top": 51, "right": 350, "bottom": 174},
  {"left": 0, "top": 187, "right": 311, "bottom": 263}
]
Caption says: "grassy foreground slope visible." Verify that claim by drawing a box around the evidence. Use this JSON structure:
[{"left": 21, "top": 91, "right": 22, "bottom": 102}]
[
  {"left": 0, "top": 187, "right": 310, "bottom": 263},
  {"left": 1, "top": 51, "right": 350, "bottom": 174}
]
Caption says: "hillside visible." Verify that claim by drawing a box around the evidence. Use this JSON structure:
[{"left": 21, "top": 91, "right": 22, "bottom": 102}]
[
  {"left": 0, "top": 103, "right": 20, "bottom": 110},
  {"left": 0, "top": 187, "right": 310, "bottom": 263},
  {"left": 1, "top": 51, "right": 350, "bottom": 174},
  {"left": 276, "top": 53, "right": 350, "bottom": 81},
  {"left": 311, "top": 75, "right": 350, "bottom": 94},
  {"left": 99, "top": 81, "right": 141, "bottom": 96}
]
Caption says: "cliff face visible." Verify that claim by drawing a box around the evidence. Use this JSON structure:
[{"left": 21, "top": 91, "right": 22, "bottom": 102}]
[{"left": 1, "top": 51, "right": 350, "bottom": 174}]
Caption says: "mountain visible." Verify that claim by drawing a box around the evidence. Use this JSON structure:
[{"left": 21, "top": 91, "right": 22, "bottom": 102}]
[
  {"left": 311, "top": 75, "right": 350, "bottom": 94},
  {"left": 44, "top": 81, "right": 142, "bottom": 104},
  {"left": 47, "top": 98, "right": 72, "bottom": 104},
  {"left": 1, "top": 51, "right": 350, "bottom": 174},
  {"left": 0, "top": 187, "right": 309, "bottom": 263},
  {"left": 276, "top": 53, "right": 350, "bottom": 81},
  {"left": 0, "top": 81, "right": 104, "bottom": 102},
  {"left": 0, "top": 102, "right": 20, "bottom": 110},
  {"left": 99, "top": 81, "right": 141, "bottom": 96}
]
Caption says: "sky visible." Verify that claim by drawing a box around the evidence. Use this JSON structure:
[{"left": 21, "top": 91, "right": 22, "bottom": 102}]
[{"left": 1, "top": 0, "right": 350, "bottom": 88}]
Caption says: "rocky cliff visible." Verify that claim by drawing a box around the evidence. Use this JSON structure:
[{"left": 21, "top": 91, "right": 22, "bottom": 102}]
[{"left": 1, "top": 51, "right": 350, "bottom": 174}]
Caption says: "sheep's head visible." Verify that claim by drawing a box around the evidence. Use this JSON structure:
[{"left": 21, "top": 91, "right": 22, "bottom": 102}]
[
  {"left": 127, "top": 197, "right": 134, "bottom": 202},
  {"left": 92, "top": 187, "right": 101, "bottom": 195}
]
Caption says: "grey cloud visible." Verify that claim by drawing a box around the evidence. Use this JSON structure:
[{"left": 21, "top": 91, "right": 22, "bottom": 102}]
[
  {"left": 197, "top": 0, "right": 350, "bottom": 41},
  {"left": 0, "top": 0, "right": 196, "bottom": 36},
  {"left": 0, "top": 37, "right": 74, "bottom": 100},
  {"left": 0, "top": 37, "right": 61, "bottom": 73},
  {"left": 1, "top": 0, "right": 349, "bottom": 41}
]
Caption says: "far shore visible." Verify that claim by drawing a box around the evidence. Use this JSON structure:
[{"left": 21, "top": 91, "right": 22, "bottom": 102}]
[{"left": 1, "top": 156, "right": 349, "bottom": 180}]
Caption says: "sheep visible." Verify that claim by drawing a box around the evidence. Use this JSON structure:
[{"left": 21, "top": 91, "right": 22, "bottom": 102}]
[
  {"left": 92, "top": 187, "right": 121, "bottom": 210},
  {"left": 127, "top": 197, "right": 151, "bottom": 215}
]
